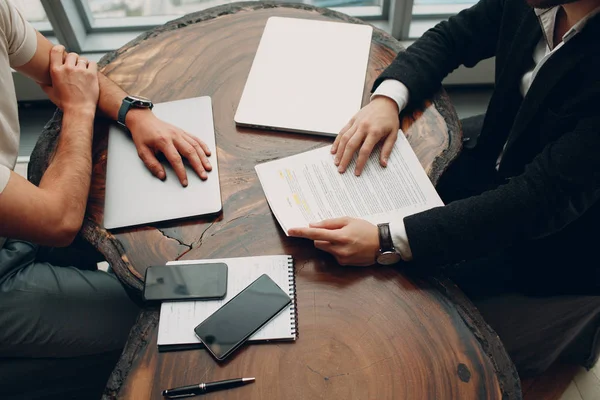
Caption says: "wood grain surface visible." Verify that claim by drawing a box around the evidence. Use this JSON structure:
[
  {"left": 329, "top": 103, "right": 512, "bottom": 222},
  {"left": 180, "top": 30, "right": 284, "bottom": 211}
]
[{"left": 28, "top": 2, "right": 520, "bottom": 399}]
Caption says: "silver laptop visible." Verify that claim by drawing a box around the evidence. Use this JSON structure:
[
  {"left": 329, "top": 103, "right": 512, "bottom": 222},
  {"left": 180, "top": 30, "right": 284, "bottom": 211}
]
[
  {"left": 103, "top": 96, "right": 221, "bottom": 230},
  {"left": 234, "top": 17, "right": 373, "bottom": 137}
]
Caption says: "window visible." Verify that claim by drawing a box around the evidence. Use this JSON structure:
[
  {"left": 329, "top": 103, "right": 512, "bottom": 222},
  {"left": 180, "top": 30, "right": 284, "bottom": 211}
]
[
  {"left": 12, "top": 0, "right": 53, "bottom": 32},
  {"left": 85, "top": 0, "right": 246, "bottom": 19},
  {"left": 36, "top": 0, "right": 478, "bottom": 54},
  {"left": 408, "top": 0, "right": 477, "bottom": 38},
  {"left": 78, "top": 0, "right": 386, "bottom": 31}
]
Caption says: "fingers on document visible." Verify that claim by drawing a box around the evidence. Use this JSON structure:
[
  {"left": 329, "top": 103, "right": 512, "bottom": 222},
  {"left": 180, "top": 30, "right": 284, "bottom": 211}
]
[
  {"left": 332, "top": 118, "right": 355, "bottom": 154},
  {"left": 354, "top": 135, "right": 379, "bottom": 176},
  {"left": 380, "top": 130, "right": 399, "bottom": 167},
  {"left": 334, "top": 124, "right": 356, "bottom": 167},
  {"left": 288, "top": 227, "right": 339, "bottom": 242},
  {"left": 310, "top": 218, "right": 348, "bottom": 229},
  {"left": 335, "top": 126, "right": 359, "bottom": 172}
]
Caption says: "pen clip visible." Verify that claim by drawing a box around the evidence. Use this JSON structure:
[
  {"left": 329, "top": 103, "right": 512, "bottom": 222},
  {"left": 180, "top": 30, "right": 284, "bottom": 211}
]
[{"left": 165, "top": 394, "right": 196, "bottom": 399}]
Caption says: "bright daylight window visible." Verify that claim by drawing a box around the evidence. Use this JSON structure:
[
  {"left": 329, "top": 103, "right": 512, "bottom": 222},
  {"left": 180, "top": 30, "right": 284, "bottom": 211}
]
[
  {"left": 22, "top": 0, "right": 482, "bottom": 52},
  {"left": 409, "top": 0, "right": 477, "bottom": 37},
  {"left": 84, "top": 0, "right": 239, "bottom": 18},
  {"left": 12, "top": 0, "right": 53, "bottom": 32},
  {"left": 81, "top": 0, "right": 385, "bottom": 29}
]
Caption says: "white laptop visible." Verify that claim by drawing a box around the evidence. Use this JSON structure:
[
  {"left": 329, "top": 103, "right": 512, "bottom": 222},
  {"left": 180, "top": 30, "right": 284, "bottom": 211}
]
[
  {"left": 103, "top": 96, "right": 222, "bottom": 230},
  {"left": 234, "top": 17, "right": 373, "bottom": 137}
]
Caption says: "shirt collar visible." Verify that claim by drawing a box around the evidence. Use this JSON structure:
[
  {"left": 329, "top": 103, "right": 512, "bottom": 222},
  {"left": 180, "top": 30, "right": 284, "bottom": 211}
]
[{"left": 534, "top": 5, "right": 600, "bottom": 48}]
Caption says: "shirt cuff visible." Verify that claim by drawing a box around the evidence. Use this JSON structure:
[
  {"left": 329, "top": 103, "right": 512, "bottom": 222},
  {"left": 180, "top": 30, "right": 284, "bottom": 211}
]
[
  {"left": 390, "top": 218, "right": 413, "bottom": 261},
  {"left": 371, "top": 79, "right": 410, "bottom": 113},
  {"left": 0, "top": 165, "right": 11, "bottom": 194}
]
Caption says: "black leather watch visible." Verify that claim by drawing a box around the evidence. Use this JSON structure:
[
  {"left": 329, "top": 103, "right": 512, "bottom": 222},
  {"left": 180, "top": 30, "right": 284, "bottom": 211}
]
[
  {"left": 376, "top": 223, "right": 402, "bottom": 265},
  {"left": 117, "top": 95, "right": 154, "bottom": 128}
]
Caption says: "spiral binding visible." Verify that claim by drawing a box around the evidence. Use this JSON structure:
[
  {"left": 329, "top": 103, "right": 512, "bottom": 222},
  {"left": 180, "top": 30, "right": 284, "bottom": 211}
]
[{"left": 287, "top": 256, "right": 299, "bottom": 339}]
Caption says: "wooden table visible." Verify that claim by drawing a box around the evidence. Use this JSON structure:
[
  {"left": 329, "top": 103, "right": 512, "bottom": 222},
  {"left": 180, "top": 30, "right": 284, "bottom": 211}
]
[{"left": 28, "top": 2, "right": 521, "bottom": 399}]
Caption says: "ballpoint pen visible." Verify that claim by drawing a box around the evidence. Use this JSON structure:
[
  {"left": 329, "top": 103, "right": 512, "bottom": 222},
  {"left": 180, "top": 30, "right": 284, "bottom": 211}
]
[{"left": 162, "top": 377, "right": 255, "bottom": 398}]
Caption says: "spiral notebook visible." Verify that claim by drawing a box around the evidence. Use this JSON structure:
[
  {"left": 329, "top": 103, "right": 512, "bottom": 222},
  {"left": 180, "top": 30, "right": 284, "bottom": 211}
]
[{"left": 157, "top": 255, "right": 298, "bottom": 352}]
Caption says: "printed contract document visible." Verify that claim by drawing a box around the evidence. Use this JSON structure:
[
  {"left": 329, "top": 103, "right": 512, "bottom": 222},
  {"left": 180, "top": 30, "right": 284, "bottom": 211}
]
[{"left": 255, "top": 133, "right": 444, "bottom": 233}]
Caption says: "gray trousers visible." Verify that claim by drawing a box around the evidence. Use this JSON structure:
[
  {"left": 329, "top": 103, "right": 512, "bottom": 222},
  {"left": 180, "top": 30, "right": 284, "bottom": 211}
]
[{"left": 0, "top": 239, "right": 140, "bottom": 399}]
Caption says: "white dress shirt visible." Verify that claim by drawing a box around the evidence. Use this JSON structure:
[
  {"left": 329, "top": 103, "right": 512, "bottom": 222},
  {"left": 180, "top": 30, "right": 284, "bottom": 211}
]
[{"left": 370, "top": 5, "right": 600, "bottom": 261}]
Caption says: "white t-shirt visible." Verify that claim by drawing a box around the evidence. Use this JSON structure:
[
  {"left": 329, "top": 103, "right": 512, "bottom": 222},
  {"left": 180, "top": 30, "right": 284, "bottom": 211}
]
[{"left": 0, "top": 0, "right": 37, "bottom": 248}]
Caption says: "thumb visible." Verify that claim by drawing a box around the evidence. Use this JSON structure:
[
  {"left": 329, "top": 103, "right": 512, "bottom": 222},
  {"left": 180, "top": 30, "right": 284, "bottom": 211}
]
[{"left": 310, "top": 217, "right": 349, "bottom": 230}]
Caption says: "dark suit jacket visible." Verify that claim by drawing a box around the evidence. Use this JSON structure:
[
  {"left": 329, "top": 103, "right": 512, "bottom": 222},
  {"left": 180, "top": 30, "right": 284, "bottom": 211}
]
[{"left": 374, "top": 0, "right": 600, "bottom": 287}]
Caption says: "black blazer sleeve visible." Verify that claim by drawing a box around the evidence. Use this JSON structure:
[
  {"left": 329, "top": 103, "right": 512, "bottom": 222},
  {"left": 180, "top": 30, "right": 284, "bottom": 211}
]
[
  {"left": 373, "top": 0, "right": 505, "bottom": 106},
  {"left": 404, "top": 115, "right": 600, "bottom": 266}
]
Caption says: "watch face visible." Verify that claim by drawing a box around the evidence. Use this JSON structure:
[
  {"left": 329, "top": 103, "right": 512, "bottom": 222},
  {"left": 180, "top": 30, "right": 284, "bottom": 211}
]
[
  {"left": 128, "top": 95, "right": 153, "bottom": 108},
  {"left": 129, "top": 95, "right": 150, "bottom": 102},
  {"left": 377, "top": 251, "right": 402, "bottom": 265}
]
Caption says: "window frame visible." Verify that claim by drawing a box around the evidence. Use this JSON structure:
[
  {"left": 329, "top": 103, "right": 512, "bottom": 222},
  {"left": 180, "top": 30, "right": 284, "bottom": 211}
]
[
  {"left": 30, "top": 21, "right": 53, "bottom": 34},
  {"left": 12, "top": 0, "right": 53, "bottom": 34},
  {"left": 78, "top": 0, "right": 390, "bottom": 31},
  {"left": 39, "top": 0, "right": 478, "bottom": 51},
  {"left": 41, "top": 0, "right": 401, "bottom": 53}
]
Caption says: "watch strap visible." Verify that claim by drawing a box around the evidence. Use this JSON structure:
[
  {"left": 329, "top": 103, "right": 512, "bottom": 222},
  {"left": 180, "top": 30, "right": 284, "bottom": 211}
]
[
  {"left": 377, "top": 223, "right": 394, "bottom": 252},
  {"left": 117, "top": 97, "right": 134, "bottom": 128}
]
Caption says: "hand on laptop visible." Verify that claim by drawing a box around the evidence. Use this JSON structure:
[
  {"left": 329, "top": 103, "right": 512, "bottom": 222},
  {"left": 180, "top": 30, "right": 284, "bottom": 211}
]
[
  {"left": 332, "top": 96, "right": 401, "bottom": 176},
  {"left": 288, "top": 217, "right": 378, "bottom": 266},
  {"left": 127, "top": 111, "right": 212, "bottom": 187}
]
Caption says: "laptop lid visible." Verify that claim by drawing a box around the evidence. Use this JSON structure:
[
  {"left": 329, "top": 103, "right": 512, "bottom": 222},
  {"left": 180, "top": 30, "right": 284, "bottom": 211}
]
[
  {"left": 103, "top": 96, "right": 221, "bottom": 230},
  {"left": 234, "top": 17, "right": 373, "bottom": 137}
]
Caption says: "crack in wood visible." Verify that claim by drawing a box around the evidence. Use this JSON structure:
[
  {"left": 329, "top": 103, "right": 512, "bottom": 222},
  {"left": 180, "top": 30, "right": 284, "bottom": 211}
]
[
  {"left": 356, "top": 356, "right": 394, "bottom": 372},
  {"left": 306, "top": 365, "right": 349, "bottom": 382},
  {"left": 175, "top": 247, "right": 193, "bottom": 261},
  {"left": 297, "top": 260, "right": 310, "bottom": 273},
  {"left": 153, "top": 213, "right": 262, "bottom": 259},
  {"left": 325, "top": 372, "right": 349, "bottom": 380},
  {"left": 192, "top": 221, "right": 217, "bottom": 247},
  {"left": 155, "top": 228, "right": 193, "bottom": 250},
  {"left": 225, "top": 213, "right": 260, "bottom": 226}
]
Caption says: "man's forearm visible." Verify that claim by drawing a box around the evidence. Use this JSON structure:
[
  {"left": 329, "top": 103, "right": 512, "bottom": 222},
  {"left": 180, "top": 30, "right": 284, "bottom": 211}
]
[
  {"left": 372, "top": 0, "right": 502, "bottom": 105},
  {"left": 97, "top": 72, "right": 151, "bottom": 125},
  {"left": 39, "top": 110, "right": 95, "bottom": 227}
]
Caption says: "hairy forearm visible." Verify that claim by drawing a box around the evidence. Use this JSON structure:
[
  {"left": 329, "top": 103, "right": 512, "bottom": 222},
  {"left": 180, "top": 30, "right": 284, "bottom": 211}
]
[
  {"left": 97, "top": 72, "right": 127, "bottom": 120},
  {"left": 97, "top": 72, "right": 150, "bottom": 124},
  {"left": 39, "top": 110, "right": 95, "bottom": 228}
]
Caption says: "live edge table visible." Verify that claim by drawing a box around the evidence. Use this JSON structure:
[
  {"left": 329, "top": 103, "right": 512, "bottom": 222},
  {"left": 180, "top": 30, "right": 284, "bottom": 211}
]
[{"left": 28, "top": 3, "right": 521, "bottom": 399}]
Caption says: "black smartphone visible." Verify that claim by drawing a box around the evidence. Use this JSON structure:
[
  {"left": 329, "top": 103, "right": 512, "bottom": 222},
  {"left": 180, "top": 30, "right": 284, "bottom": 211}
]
[
  {"left": 143, "top": 263, "right": 228, "bottom": 302},
  {"left": 194, "top": 274, "right": 292, "bottom": 361}
]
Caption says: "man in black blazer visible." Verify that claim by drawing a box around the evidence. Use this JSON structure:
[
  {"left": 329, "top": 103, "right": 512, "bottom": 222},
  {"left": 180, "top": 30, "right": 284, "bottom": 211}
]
[{"left": 290, "top": 0, "right": 600, "bottom": 377}]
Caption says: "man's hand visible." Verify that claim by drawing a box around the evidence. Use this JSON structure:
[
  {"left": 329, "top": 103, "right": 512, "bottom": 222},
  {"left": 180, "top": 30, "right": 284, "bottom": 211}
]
[
  {"left": 43, "top": 46, "right": 99, "bottom": 115},
  {"left": 288, "top": 217, "right": 379, "bottom": 266},
  {"left": 332, "top": 96, "right": 401, "bottom": 176},
  {"left": 127, "top": 110, "right": 212, "bottom": 187}
]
